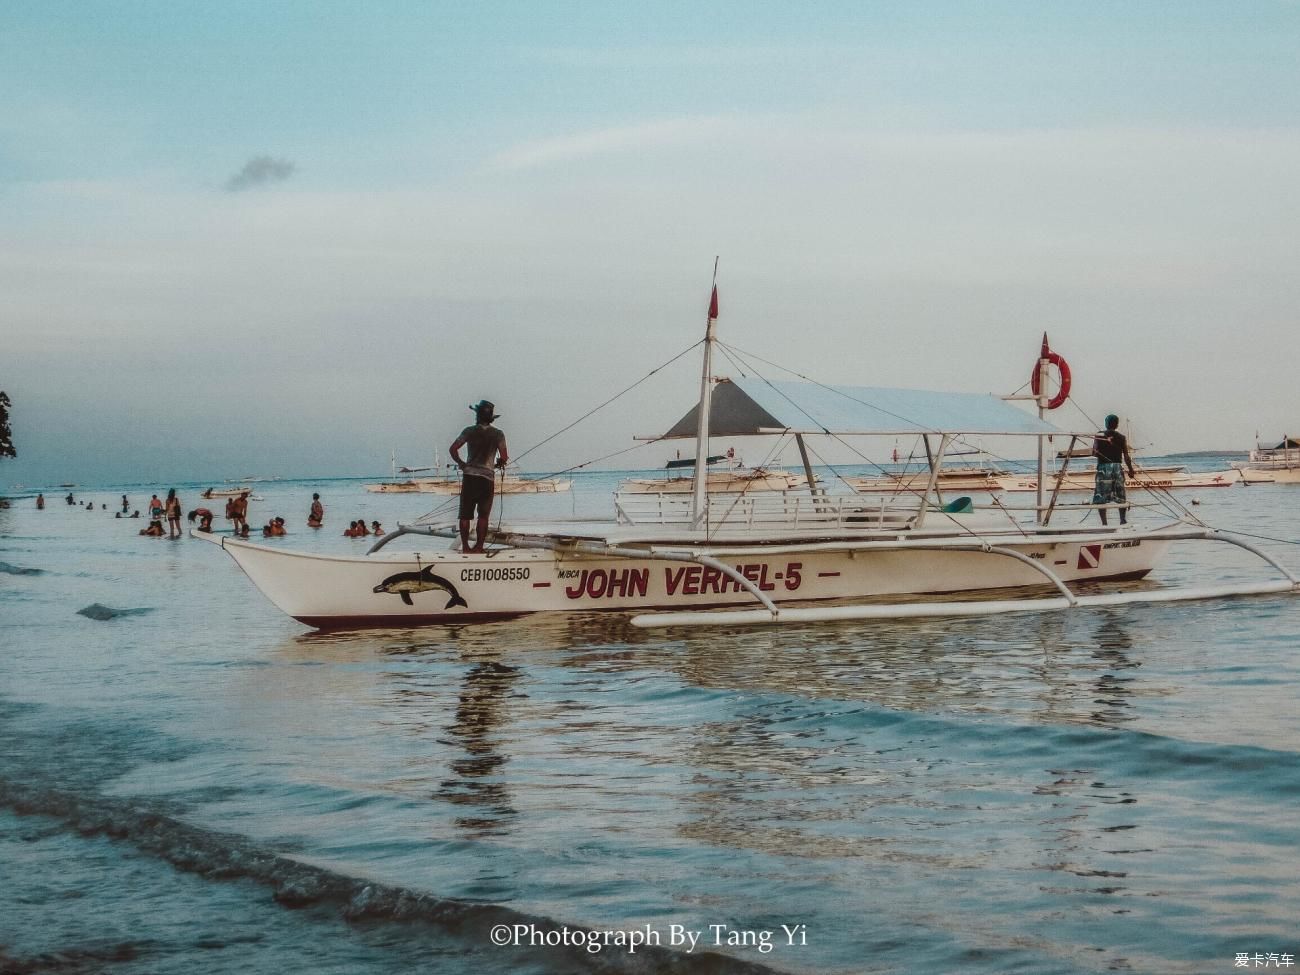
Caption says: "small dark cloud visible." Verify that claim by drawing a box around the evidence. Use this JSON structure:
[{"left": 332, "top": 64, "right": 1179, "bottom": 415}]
[{"left": 225, "top": 155, "right": 297, "bottom": 192}]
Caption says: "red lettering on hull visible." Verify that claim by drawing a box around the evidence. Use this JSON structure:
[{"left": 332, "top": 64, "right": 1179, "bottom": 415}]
[{"left": 565, "top": 567, "right": 651, "bottom": 600}]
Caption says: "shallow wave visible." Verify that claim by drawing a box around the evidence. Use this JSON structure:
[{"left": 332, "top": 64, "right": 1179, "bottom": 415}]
[
  {"left": 75, "top": 604, "right": 154, "bottom": 621},
  {"left": 0, "top": 776, "right": 783, "bottom": 975},
  {"left": 0, "top": 560, "right": 44, "bottom": 576},
  {"left": 0, "top": 940, "right": 146, "bottom": 974},
  {"left": 753, "top": 695, "right": 1300, "bottom": 798}
]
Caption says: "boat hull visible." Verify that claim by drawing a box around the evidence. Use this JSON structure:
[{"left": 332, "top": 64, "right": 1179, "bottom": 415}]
[
  {"left": 202, "top": 532, "right": 1171, "bottom": 630},
  {"left": 1234, "top": 464, "right": 1300, "bottom": 484},
  {"left": 364, "top": 478, "right": 572, "bottom": 494},
  {"left": 996, "top": 469, "right": 1240, "bottom": 492},
  {"left": 847, "top": 472, "right": 1004, "bottom": 493},
  {"left": 619, "top": 472, "right": 807, "bottom": 494}
]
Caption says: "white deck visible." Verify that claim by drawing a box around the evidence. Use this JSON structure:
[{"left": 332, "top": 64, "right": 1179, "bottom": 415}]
[{"left": 407, "top": 512, "right": 1149, "bottom": 551}]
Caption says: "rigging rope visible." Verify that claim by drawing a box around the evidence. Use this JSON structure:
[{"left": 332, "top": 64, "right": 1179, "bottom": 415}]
[{"left": 511, "top": 339, "right": 703, "bottom": 466}]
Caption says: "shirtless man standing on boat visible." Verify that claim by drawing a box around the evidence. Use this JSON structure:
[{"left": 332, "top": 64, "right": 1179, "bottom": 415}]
[
  {"left": 1092, "top": 414, "right": 1136, "bottom": 525},
  {"left": 449, "top": 400, "right": 508, "bottom": 552}
]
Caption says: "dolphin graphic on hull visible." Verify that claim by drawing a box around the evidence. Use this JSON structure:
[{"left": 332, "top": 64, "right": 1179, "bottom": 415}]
[{"left": 373, "top": 565, "right": 469, "bottom": 609}]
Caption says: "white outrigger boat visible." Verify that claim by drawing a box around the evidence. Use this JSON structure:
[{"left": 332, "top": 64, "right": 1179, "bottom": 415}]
[
  {"left": 1232, "top": 437, "right": 1300, "bottom": 484},
  {"left": 366, "top": 474, "right": 573, "bottom": 495},
  {"left": 201, "top": 486, "right": 255, "bottom": 499},
  {"left": 995, "top": 465, "right": 1241, "bottom": 493},
  {"left": 365, "top": 458, "right": 571, "bottom": 495},
  {"left": 199, "top": 294, "right": 1298, "bottom": 630},
  {"left": 618, "top": 453, "right": 808, "bottom": 494},
  {"left": 845, "top": 466, "right": 1006, "bottom": 494}
]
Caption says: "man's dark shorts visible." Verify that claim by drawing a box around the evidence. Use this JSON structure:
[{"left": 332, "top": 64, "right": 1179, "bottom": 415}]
[{"left": 458, "top": 476, "right": 495, "bottom": 520}]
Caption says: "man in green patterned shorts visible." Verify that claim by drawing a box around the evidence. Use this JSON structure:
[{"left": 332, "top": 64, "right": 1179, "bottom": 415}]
[{"left": 1092, "top": 414, "right": 1136, "bottom": 525}]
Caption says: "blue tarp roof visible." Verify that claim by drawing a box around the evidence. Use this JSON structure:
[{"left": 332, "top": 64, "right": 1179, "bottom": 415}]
[{"left": 660, "top": 377, "right": 1065, "bottom": 438}]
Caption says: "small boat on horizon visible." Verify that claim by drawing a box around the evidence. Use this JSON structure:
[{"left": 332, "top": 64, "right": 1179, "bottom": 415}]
[{"left": 201, "top": 487, "right": 263, "bottom": 500}]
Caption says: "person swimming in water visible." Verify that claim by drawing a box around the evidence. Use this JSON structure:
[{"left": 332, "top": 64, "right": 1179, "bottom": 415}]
[{"left": 187, "top": 508, "right": 215, "bottom": 532}]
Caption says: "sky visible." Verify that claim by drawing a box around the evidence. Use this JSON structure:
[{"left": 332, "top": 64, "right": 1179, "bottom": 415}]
[{"left": 3, "top": 0, "right": 1299, "bottom": 487}]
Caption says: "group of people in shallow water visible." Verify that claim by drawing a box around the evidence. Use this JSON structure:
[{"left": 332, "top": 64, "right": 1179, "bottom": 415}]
[
  {"left": 45, "top": 492, "right": 146, "bottom": 521},
  {"left": 121, "top": 489, "right": 185, "bottom": 537},
  {"left": 182, "top": 492, "right": 326, "bottom": 538},
  {"left": 36, "top": 486, "right": 397, "bottom": 543},
  {"left": 142, "top": 489, "right": 335, "bottom": 539}
]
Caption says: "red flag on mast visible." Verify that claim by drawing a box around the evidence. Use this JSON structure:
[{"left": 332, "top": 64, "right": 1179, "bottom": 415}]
[{"left": 708, "top": 285, "right": 719, "bottom": 321}]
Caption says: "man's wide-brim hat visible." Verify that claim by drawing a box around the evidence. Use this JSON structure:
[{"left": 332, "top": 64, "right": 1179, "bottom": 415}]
[{"left": 470, "top": 399, "right": 500, "bottom": 420}]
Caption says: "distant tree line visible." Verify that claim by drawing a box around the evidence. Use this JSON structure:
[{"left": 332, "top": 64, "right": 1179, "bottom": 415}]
[{"left": 0, "top": 391, "right": 14, "bottom": 458}]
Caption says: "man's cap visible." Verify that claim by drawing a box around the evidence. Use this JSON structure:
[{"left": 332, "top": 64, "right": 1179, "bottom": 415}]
[{"left": 470, "top": 399, "right": 501, "bottom": 420}]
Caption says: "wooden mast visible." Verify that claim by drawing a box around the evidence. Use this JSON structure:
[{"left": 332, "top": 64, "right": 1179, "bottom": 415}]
[{"left": 691, "top": 259, "right": 720, "bottom": 531}]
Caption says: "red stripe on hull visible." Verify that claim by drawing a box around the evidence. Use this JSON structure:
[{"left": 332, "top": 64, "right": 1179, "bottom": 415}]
[{"left": 295, "top": 612, "right": 528, "bottom": 630}]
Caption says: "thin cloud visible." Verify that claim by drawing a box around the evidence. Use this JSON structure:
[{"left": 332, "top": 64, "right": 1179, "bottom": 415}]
[
  {"left": 487, "top": 117, "right": 729, "bottom": 172},
  {"left": 225, "top": 155, "right": 296, "bottom": 192},
  {"left": 517, "top": 44, "right": 845, "bottom": 69}
]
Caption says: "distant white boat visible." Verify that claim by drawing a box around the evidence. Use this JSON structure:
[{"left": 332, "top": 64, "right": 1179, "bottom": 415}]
[
  {"left": 1238, "top": 468, "right": 1300, "bottom": 484},
  {"left": 365, "top": 456, "right": 570, "bottom": 494},
  {"left": 201, "top": 486, "right": 257, "bottom": 499},
  {"left": 619, "top": 453, "right": 808, "bottom": 494},
  {"left": 1232, "top": 437, "right": 1300, "bottom": 484},
  {"left": 847, "top": 466, "right": 1006, "bottom": 494},
  {"left": 996, "top": 465, "right": 1240, "bottom": 492},
  {"left": 367, "top": 474, "right": 572, "bottom": 495}
]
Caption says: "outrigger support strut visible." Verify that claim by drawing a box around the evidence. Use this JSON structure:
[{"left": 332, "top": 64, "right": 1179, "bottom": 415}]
[
  {"left": 630, "top": 526, "right": 1300, "bottom": 627},
  {"left": 375, "top": 521, "right": 1299, "bottom": 629},
  {"left": 367, "top": 525, "right": 439, "bottom": 554}
]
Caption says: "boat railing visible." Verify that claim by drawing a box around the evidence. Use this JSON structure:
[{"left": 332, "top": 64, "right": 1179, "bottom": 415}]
[
  {"left": 614, "top": 489, "right": 1171, "bottom": 533},
  {"left": 614, "top": 490, "right": 918, "bottom": 530}
]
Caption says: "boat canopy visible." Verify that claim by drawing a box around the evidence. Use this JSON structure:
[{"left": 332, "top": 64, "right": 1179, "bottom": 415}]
[
  {"left": 656, "top": 377, "right": 1068, "bottom": 439},
  {"left": 665, "top": 454, "right": 726, "bottom": 470}
]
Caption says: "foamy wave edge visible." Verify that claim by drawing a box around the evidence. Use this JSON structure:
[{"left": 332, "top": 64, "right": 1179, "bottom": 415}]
[{"left": 0, "top": 776, "right": 781, "bottom": 975}]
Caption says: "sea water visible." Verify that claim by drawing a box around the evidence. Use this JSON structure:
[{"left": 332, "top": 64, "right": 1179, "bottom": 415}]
[{"left": 2, "top": 459, "right": 1299, "bottom": 974}]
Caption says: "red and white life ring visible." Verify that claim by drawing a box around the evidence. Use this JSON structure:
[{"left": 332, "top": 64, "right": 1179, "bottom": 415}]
[{"left": 1030, "top": 336, "right": 1071, "bottom": 410}]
